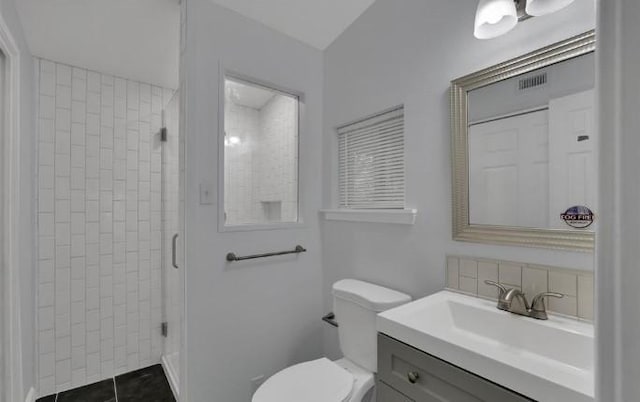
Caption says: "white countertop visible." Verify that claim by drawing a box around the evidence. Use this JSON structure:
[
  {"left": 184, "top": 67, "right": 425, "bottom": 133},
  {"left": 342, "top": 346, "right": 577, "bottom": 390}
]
[{"left": 377, "top": 290, "right": 594, "bottom": 402}]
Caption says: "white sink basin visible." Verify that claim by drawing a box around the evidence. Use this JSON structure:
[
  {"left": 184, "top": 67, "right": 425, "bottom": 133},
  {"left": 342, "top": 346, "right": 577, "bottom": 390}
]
[{"left": 377, "top": 290, "right": 594, "bottom": 402}]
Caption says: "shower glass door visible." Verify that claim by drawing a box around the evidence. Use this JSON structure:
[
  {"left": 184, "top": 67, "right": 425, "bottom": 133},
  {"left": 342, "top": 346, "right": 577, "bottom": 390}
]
[{"left": 161, "top": 90, "right": 183, "bottom": 397}]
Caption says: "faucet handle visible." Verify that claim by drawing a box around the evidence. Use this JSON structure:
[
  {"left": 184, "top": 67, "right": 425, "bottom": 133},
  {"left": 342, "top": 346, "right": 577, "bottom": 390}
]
[
  {"left": 531, "top": 292, "right": 563, "bottom": 309},
  {"left": 484, "top": 280, "right": 508, "bottom": 296},
  {"left": 530, "top": 292, "right": 564, "bottom": 319},
  {"left": 484, "top": 280, "right": 510, "bottom": 311}
]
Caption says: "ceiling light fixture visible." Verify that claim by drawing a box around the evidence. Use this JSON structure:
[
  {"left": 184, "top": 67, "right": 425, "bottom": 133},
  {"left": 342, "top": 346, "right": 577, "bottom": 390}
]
[
  {"left": 224, "top": 135, "right": 241, "bottom": 147},
  {"left": 474, "top": 0, "right": 518, "bottom": 40},
  {"left": 474, "top": 0, "right": 574, "bottom": 40}
]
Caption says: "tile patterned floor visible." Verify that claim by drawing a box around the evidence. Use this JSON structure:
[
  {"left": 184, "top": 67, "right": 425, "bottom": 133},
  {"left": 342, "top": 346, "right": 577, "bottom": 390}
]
[{"left": 36, "top": 365, "right": 175, "bottom": 402}]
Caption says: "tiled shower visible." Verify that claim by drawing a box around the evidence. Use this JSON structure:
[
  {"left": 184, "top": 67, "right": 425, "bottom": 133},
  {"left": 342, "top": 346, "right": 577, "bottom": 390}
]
[
  {"left": 35, "top": 58, "right": 179, "bottom": 395},
  {"left": 223, "top": 79, "right": 298, "bottom": 225}
]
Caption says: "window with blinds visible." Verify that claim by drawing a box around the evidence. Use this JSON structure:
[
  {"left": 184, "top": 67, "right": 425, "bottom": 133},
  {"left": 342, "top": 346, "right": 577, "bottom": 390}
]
[{"left": 338, "top": 106, "right": 405, "bottom": 209}]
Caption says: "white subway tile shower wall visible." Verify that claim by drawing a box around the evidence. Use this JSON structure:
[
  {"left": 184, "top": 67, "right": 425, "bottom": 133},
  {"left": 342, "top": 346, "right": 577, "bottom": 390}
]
[
  {"left": 224, "top": 101, "right": 260, "bottom": 225},
  {"left": 35, "top": 58, "right": 175, "bottom": 395},
  {"left": 224, "top": 92, "right": 298, "bottom": 225},
  {"left": 446, "top": 255, "right": 594, "bottom": 321},
  {"left": 255, "top": 96, "right": 298, "bottom": 223}
]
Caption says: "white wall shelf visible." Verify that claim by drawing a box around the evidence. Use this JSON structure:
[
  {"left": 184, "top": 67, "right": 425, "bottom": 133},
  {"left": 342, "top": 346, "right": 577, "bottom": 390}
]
[{"left": 321, "top": 209, "right": 418, "bottom": 225}]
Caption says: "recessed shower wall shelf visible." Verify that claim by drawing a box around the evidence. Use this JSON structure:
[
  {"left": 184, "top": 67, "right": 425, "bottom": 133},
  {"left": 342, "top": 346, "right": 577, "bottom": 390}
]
[{"left": 225, "top": 245, "right": 307, "bottom": 262}]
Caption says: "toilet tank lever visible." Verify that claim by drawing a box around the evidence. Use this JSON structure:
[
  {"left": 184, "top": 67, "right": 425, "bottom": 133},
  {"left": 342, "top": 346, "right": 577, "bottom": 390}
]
[{"left": 322, "top": 312, "right": 339, "bottom": 327}]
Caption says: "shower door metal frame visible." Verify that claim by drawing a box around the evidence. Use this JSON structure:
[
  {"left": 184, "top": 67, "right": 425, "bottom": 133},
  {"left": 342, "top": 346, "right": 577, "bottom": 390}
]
[{"left": 159, "top": 89, "right": 184, "bottom": 399}]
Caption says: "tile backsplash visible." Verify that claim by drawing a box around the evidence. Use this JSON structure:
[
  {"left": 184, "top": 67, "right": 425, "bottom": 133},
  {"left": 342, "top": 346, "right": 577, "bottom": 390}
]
[{"left": 446, "top": 256, "right": 594, "bottom": 321}]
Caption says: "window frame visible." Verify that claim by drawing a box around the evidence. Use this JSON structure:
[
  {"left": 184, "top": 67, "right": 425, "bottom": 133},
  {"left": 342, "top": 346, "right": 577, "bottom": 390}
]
[{"left": 217, "top": 69, "right": 305, "bottom": 232}]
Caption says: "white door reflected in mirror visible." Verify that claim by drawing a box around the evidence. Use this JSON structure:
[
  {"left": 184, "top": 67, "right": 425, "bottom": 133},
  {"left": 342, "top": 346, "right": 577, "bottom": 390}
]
[
  {"left": 469, "top": 109, "right": 550, "bottom": 228},
  {"left": 468, "top": 89, "right": 595, "bottom": 230},
  {"left": 466, "top": 51, "right": 596, "bottom": 232},
  {"left": 548, "top": 90, "right": 596, "bottom": 229}
]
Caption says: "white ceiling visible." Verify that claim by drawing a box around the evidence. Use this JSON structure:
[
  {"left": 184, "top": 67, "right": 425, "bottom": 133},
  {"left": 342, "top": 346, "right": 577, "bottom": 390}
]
[
  {"left": 227, "top": 79, "right": 276, "bottom": 110},
  {"left": 16, "top": 0, "right": 180, "bottom": 89},
  {"left": 15, "top": 0, "right": 376, "bottom": 89},
  {"left": 207, "top": 0, "right": 377, "bottom": 50}
]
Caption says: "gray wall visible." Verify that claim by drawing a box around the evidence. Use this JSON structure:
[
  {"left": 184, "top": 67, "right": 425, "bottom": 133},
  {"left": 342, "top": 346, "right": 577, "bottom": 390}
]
[
  {"left": 182, "top": 1, "right": 325, "bottom": 400},
  {"left": 0, "top": 0, "right": 36, "bottom": 396},
  {"left": 322, "top": 0, "right": 596, "bottom": 358}
]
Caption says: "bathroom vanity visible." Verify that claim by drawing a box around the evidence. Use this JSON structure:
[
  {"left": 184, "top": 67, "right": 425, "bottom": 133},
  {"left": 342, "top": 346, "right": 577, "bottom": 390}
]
[
  {"left": 376, "top": 291, "right": 594, "bottom": 402},
  {"left": 377, "top": 333, "right": 532, "bottom": 401},
  {"left": 378, "top": 32, "right": 599, "bottom": 401}
]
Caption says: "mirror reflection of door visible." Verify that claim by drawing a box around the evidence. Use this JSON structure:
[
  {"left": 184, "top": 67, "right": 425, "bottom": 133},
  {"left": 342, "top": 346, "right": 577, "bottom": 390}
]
[
  {"left": 469, "top": 109, "right": 549, "bottom": 227},
  {"left": 548, "top": 90, "right": 596, "bottom": 229},
  {"left": 467, "top": 52, "right": 596, "bottom": 231}
]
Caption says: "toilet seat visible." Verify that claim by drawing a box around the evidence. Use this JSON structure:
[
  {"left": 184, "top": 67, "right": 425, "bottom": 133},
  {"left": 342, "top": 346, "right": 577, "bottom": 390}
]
[{"left": 252, "top": 358, "right": 355, "bottom": 402}]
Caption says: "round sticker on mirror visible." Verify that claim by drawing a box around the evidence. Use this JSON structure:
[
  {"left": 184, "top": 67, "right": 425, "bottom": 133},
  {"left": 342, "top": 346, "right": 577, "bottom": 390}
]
[{"left": 560, "top": 206, "right": 594, "bottom": 229}]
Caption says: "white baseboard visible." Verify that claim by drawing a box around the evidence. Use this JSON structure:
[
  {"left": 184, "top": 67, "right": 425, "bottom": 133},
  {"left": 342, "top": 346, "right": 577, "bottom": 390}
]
[
  {"left": 162, "top": 355, "right": 180, "bottom": 400},
  {"left": 24, "top": 387, "right": 36, "bottom": 402}
]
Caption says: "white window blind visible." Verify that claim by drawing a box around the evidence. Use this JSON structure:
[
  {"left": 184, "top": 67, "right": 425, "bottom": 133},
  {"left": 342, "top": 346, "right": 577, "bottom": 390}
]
[{"left": 338, "top": 106, "right": 405, "bottom": 209}]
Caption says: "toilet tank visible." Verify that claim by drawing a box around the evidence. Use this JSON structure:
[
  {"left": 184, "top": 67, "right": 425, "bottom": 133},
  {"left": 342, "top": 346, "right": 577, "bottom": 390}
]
[{"left": 332, "top": 279, "right": 411, "bottom": 372}]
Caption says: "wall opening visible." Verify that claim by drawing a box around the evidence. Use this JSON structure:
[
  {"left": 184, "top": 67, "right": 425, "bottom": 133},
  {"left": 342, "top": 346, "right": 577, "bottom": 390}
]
[{"left": 223, "top": 76, "right": 299, "bottom": 227}]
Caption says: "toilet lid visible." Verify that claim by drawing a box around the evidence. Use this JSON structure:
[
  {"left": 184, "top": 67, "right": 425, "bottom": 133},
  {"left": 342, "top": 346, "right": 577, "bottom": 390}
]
[{"left": 252, "top": 358, "right": 354, "bottom": 402}]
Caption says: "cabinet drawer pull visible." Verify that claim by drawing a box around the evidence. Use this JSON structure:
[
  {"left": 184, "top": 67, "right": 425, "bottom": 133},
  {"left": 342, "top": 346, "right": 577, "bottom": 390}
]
[{"left": 407, "top": 371, "right": 420, "bottom": 384}]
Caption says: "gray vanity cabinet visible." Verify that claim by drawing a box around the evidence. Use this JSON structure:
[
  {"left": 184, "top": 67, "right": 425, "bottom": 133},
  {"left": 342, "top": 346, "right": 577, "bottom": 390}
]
[
  {"left": 377, "top": 334, "right": 534, "bottom": 402},
  {"left": 377, "top": 380, "right": 415, "bottom": 402}
]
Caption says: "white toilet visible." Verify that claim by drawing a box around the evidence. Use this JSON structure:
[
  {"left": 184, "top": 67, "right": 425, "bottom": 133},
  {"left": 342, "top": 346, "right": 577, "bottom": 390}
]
[{"left": 252, "top": 279, "right": 412, "bottom": 402}]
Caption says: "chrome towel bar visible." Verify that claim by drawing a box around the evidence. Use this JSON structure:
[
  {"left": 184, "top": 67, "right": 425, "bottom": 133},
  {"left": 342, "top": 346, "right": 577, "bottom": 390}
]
[{"left": 226, "top": 245, "right": 307, "bottom": 262}]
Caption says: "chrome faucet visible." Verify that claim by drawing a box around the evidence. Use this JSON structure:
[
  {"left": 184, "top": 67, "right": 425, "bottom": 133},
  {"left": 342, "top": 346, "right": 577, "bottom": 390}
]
[
  {"left": 484, "top": 280, "right": 563, "bottom": 320},
  {"left": 502, "top": 288, "right": 531, "bottom": 316}
]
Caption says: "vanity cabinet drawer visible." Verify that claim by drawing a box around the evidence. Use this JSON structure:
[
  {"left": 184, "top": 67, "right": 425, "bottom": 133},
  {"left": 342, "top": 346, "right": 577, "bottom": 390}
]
[
  {"left": 377, "top": 380, "right": 415, "bottom": 402},
  {"left": 377, "top": 334, "right": 534, "bottom": 402}
]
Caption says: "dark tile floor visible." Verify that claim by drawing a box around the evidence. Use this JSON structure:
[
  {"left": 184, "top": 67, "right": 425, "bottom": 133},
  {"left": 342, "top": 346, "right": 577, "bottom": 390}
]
[
  {"left": 116, "top": 365, "right": 175, "bottom": 402},
  {"left": 36, "top": 364, "right": 175, "bottom": 402},
  {"left": 56, "top": 379, "right": 116, "bottom": 402}
]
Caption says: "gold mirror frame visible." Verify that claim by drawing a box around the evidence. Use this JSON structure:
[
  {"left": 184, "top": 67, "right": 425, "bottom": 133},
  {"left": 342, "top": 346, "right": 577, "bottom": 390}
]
[{"left": 450, "top": 30, "right": 596, "bottom": 251}]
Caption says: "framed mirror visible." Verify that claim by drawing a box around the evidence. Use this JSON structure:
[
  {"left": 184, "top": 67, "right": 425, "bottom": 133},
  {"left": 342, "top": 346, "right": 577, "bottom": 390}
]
[{"left": 450, "top": 31, "right": 596, "bottom": 251}]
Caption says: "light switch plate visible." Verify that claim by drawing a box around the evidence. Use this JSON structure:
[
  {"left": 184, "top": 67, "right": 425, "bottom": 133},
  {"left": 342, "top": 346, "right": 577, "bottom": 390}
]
[{"left": 199, "top": 182, "right": 214, "bottom": 205}]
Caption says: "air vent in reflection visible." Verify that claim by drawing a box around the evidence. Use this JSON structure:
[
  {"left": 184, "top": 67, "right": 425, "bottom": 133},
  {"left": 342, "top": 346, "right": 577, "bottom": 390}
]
[{"left": 518, "top": 72, "right": 547, "bottom": 91}]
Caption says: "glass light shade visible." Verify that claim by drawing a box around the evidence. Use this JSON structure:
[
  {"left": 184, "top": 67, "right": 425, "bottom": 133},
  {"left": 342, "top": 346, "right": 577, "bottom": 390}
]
[
  {"left": 525, "top": 0, "right": 575, "bottom": 16},
  {"left": 474, "top": 0, "right": 518, "bottom": 40}
]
